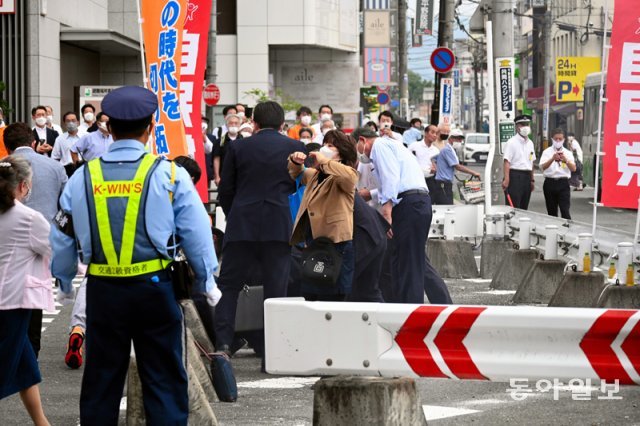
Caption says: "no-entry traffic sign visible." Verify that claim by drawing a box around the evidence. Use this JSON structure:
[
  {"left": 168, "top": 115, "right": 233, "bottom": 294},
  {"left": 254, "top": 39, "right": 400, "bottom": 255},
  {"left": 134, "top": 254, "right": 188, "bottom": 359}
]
[
  {"left": 430, "top": 47, "right": 455, "bottom": 74},
  {"left": 203, "top": 83, "right": 220, "bottom": 106}
]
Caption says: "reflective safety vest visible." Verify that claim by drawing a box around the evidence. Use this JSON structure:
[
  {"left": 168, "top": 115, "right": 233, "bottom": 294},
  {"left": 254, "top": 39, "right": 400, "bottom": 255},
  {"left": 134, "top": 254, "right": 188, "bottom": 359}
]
[{"left": 86, "top": 154, "right": 173, "bottom": 277}]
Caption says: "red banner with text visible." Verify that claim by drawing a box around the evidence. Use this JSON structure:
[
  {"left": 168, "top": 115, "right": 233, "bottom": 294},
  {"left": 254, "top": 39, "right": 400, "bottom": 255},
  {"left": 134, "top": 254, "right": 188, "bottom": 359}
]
[
  {"left": 180, "top": 0, "right": 212, "bottom": 201},
  {"left": 602, "top": 0, "right": 640, "bottom": 208}
]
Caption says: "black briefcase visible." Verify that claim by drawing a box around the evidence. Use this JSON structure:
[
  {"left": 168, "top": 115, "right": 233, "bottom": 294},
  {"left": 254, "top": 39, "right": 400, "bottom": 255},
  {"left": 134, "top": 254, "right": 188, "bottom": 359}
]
[{"left": 234, "top": 285, "right": 264, "bottom": 332}]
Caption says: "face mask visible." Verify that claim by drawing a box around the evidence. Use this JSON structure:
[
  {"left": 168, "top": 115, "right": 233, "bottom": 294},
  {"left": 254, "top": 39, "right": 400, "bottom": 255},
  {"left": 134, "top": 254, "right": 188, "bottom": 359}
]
[
  {"left": 66, "top": 122, "right": 78, "bottom": 132},
  {"left": 519, "top": 126, "right": 531, "bottom": 137},
  {"left": 300, "top": 138, "right": 311, "bottom": 144},
  {"left": 98, "top": 122, "right": 108, "bottom": 132},
  {"left": 241, "top": 131, "right": 252, "bottom": 138},
  {"left": 357, "top": 141, "right": 371, "bottom": 164},
  {"left": 440, "top": 134, "right": 449, "bottom": 141},
  {"left": 35, "top": 117, "right": 47, "bottom": 127},
  {"left": 46, "top": 115, "right": 53, "bottom": 124},
  {"left": 552, "top": 140, "right": 565, "bottom": 150},
  {"left": 319, "top": 145, "right": 336, "bottom": 159},
  {"left": 237, "top": 112, "right": 245, "bottom": 118},
  {"left": 300, "top": 116, "right": 312, "bottom": 126},
  {"left": 228, "top": 126, "right": 239, "bottom": 135},
  {"left": 320, "top": 113, "right": 331, "bottom": 121},
  {"left": 201, "top": 123, "right": 208, "bottom": 132},
  {"left": 84, "top": 112, "right": 95, "bottom": 122}
]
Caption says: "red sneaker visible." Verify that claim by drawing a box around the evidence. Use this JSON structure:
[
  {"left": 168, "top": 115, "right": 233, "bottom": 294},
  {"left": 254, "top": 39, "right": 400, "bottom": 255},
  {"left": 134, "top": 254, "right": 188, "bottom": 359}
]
[{"left": 65, "top": 326, "right": 85, "bottom": 369}]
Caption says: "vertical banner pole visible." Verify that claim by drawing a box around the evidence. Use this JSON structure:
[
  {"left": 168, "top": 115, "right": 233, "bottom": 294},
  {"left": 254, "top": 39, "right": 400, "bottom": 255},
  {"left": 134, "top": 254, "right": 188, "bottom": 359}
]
[
  {"left": 484, "top": 20, "right": 495, "bottom": 213},
  {"left": 135, "top": 0, "right": 148, "bottom": 86}
]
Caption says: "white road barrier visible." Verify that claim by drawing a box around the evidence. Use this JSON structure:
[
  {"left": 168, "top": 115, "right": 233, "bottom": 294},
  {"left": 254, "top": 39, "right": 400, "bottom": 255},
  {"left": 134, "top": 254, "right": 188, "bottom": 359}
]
[{"left": 265, "top": 299, "right": 640, "bottom": 385}]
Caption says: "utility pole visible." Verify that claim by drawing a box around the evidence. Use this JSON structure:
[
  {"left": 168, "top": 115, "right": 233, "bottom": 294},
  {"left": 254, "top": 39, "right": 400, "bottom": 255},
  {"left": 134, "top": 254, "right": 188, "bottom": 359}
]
[
  {"left": 430, "top": 0, "right": 455, "bottom": 125},
  {"left": 398, "top": 0, "right": 409, "bottom": 120},
  {"left": 489, "top": 0, "right": 514, "bottom": 206},
  {"left": 473, "top": 42, "right": 482, "bottom": 132},
  {"left": 542, "top": 2, "right": 552, "bottom": 149}
]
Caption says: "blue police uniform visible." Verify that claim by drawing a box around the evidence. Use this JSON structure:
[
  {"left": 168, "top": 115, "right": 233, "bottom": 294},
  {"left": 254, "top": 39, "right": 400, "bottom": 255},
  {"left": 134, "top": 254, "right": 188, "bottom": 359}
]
[{"left": 51, "top": 86, "right": 218, "bottom": 426}]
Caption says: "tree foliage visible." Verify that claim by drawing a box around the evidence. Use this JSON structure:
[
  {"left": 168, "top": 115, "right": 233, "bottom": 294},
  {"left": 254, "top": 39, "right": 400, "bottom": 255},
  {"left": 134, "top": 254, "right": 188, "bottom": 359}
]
[
  {"left": 244, "top": 88, "right": 302, "bottom": 114},
  {"left": 408, "top": 71, "right": 433, "bottom": 106},
  {"left": 0, "top": 81, "right": 12, "bottom": 116}
]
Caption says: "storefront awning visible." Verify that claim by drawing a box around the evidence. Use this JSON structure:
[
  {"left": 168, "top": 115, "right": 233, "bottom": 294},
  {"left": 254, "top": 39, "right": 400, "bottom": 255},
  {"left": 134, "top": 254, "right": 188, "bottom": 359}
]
[{"left": 60, "top": 28, "right": 140, "bottom": 56}]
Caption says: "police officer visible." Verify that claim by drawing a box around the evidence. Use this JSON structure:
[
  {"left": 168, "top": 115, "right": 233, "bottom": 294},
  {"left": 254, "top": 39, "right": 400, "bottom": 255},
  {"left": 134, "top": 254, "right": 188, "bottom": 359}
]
[
  {"left": 502, "top": 115, "right": 536, "bottom": 209},
  {"left": 51, "top": 86, "right": 220, "bottom": 425},
  {"left": 539, "top": 128, "right": 576, "bottom": 219}
]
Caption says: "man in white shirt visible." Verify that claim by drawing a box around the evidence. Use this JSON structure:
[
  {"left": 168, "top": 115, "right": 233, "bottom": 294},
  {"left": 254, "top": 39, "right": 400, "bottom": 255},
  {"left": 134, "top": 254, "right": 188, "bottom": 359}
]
[
  {"left": 408, "top": 123, "right": 440, "bottom": 194},
  {"left": 502, "top": 114, "right": 536, "bottom": 209},
  {"left": 311, "top": 104, "right": 333, "bottom": 136},
  {"left": 45, "top": 105, "right": 64, "bottom": 135},
  {"left": 539, "top": 128, "right": 576, "bottom": 219},
  {"left": 78, "top": 104, "right": 96, "bottom": 134},
  {"left": 52, "top": 111, "right": 82, "bottom": 176},
  {"left": 567, "top": 132, "right": 584, "bottom": 190},
  {"left": 378, "top": 111, "right": 404, "bottom": 144},
  {"left": 352, "top": 127, "right": 451, "bottom": 305}
]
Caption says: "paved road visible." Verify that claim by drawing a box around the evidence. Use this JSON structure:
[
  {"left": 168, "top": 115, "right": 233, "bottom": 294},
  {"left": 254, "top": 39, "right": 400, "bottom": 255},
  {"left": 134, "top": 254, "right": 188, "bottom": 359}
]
[{"left": 2, "top": 165, "right": 639, "bottom": 425}]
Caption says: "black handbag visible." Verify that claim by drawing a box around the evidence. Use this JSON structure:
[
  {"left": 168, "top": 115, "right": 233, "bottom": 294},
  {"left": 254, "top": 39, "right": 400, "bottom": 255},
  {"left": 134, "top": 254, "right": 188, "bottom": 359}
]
[
  {"left": 301, "top": 237, "right": 343, "bottom": 285},
  {"left": 168, "top": 252, "right": 194, "bottom": 300},
  {"left": 193, "top": 340, "right": 238, "bottom": 402}
]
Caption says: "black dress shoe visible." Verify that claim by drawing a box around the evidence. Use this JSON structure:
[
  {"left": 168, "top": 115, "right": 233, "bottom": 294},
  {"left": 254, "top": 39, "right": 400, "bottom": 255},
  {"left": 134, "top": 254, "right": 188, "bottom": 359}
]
[{"left": 230, "top": 337, "right": 248, "bottom": 356}]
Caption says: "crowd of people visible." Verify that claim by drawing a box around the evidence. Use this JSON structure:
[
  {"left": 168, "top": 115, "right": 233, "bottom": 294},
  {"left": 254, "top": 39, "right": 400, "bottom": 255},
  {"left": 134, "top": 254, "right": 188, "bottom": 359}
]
[{"left": 0, "top": 88, "right": 588, "bottom": 424}]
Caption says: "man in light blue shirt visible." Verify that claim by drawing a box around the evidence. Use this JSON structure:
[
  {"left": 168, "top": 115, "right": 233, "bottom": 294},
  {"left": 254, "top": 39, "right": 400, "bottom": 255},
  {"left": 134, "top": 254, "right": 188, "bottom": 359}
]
[
  {"left": 433, "top": 128, "right": 480, "bottom": 204},
  {"left": 70, "top": 112, "right": 113, "bottom": 163},
  {"left": 353, "top": 127, "right": 451, "bottom": 304},
  {"left": 51, "top": 86, "right": 219, "bottom": 425}
]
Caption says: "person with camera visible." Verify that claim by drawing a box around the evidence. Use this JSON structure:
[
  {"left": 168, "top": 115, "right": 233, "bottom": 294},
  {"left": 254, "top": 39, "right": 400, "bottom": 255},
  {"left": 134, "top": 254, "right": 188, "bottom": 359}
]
[
  {"left": 539, "top": 128, "right": 576, "bottom": 219},
  {"left": 288, "top": 130, "right": 358, "bottom": 301}
]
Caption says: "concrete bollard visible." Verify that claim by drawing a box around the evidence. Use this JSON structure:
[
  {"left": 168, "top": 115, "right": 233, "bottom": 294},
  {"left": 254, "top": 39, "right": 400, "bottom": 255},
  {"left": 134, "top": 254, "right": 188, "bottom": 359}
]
[
  {"left": 596, "top": 284, "right": 640, "bottom": 309},
  {"left": 180, "top": 299, "right": 216, "bottom": 353},
  {"left": 490, "top": 249, "right": 538, "bottom": 290},
  {"left": 548, "top": 271, "right": 608, "bottom": 307},
  {"left": 126, "top": 354, "right": 218, "bottom": 426},
  {"left": 313, "top": 376, "right": 426, "bottom": 426},
  {"left": 428, "top": 239, "right": 478, "bottom": 279},
  {"left": 479, "top": 237, "right": 514, "bottom": 279},
  {"left": 512, "top": 259, "right": 567, "bottom": 304}
]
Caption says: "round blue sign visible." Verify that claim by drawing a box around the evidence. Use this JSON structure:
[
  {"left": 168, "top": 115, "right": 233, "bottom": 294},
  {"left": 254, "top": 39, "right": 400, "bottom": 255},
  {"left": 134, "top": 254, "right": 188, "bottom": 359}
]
[
  {"left": 430, "top": 47, "right": 455, "bottom": 74},
  {"left": 377, "top": 92, "right": 390, "bottom": 105},
  {"left": 390, "top": 99, "right": 400, "bottom": 108}
]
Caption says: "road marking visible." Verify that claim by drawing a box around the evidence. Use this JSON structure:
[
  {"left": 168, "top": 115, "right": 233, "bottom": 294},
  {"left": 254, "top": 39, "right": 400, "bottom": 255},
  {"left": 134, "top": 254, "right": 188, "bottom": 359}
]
[
  {"left": 422, "top": 405, "right": 480, "bottom": 421},
  {"left": 42, "top": 318, "right": 55, "bottom": 323},
  {"left": 237, "top": 377, "right": 320, "bottom": 389},
  {"left": 474, "top": 290, "right": 516, "bottom": 295},
  {"left": 464, "top": 278, "right": 492, "bottom": 283},
  {"left": 460, "top": 398, "right": 505, "bottom": 406}
]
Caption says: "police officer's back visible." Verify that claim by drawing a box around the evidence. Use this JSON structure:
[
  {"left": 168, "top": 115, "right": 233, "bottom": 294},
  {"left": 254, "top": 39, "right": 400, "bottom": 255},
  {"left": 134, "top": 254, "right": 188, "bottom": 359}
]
[{"left": 51, "top": 86, "right": 219, "bottom": 425}]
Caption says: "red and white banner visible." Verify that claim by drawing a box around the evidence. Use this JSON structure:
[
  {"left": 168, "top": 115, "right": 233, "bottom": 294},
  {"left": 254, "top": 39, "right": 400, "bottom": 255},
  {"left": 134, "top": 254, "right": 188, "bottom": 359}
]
[
  {"left": 601, "top": 0, "right": 640, "bottom": 208},
  {"left": 180, "top": 0, "right": 212, "bottom": 201},
  {"left": 265, "top": 300, "right": 640, "bottom": 385}
]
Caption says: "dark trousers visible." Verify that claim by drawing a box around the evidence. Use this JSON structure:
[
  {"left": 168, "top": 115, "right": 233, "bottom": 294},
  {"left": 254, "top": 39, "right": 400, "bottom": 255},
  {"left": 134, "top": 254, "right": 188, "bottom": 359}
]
[
  {"left": 347, "top": 238, "right": 386, "bottom": 303},
  {"left": 432, "top": 180, "right": 454, "bottom": 205},
  {"left": 81, "top": 273, "right": 188, "bottom": 426},
  {"left": 391, "top": 193, "right": 432, "bottom": 303},
  {"left": 425, "top": 177, "right": 438, "bottom": 195},
  {"left": 506, "top": 169, "right": 532, "bottom": 209},
  {"left": 423, "top": 253, "right": 453, "bottom": 304},
  {"left": 543, "top": 178, "right": 571, "bottom": 219},
  {"left": 378, "top": 243, "right": 394, "bottom": 303},
  {"left": 214, "top": 241, "right": 291, "bottom": 354},
  {"left": 27, "top": 309, "right": 42, "bottom": 359}
]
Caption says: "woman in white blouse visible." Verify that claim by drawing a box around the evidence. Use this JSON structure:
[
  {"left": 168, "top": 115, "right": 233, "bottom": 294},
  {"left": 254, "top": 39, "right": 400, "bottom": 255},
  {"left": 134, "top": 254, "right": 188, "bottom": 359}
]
[{"left": 0, "top": 155, "right": 52, "bottom": 426}]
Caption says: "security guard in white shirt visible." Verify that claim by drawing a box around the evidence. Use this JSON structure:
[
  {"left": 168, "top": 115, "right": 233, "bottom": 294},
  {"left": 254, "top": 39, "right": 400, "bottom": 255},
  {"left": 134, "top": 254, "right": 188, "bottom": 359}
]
[
  {"left": 539, "top": 128, "right": 576, "bottom": 219},
  {"left": 502, "top": 115, "right": 536, "bottom": 209}
]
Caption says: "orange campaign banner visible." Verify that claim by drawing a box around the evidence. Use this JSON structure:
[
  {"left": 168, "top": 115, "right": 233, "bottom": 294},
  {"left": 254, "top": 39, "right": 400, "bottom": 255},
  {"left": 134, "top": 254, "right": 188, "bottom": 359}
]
[
  {"left": 601, "top": 0, "right": 640, "bottom": 208},
  {"left": 141, "top": 0, "right": 188, "bottom": 158}
]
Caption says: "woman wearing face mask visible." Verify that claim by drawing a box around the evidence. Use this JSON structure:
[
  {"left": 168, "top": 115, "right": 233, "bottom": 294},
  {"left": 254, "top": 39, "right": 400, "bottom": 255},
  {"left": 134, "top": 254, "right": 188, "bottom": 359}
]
[
  {"left": 288, "top": 130, "right": 358, "bottom": 301},
  {"left": 0, "top": 156, "right": 53, "bottom": 426},
  {"left": 539, "top": 128, "right": 576, "bottom": 219}
]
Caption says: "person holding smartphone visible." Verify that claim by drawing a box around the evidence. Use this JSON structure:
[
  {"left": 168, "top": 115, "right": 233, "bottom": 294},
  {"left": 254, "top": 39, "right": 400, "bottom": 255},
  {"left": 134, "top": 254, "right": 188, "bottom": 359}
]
[{"left": 539, "top": 128, "right": 576, "bottom": 219}]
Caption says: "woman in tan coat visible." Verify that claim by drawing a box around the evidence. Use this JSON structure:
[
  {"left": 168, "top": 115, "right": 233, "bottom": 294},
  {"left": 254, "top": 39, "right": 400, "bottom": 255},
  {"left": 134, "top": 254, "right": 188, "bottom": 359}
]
[{"left": 288, "top": 130, "right": 358, "bottom": 300}]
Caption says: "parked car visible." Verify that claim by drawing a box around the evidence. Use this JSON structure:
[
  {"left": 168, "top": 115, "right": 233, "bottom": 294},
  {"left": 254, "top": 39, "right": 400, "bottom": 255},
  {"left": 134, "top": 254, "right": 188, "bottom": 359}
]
[{"left": 463, "top": 133, "right": 490, "bottom": 163}]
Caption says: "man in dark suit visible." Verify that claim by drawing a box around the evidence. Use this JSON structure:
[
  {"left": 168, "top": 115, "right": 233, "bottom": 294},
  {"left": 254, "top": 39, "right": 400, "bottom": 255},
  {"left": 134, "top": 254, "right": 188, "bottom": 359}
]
[
  {"left": 31, "top": 105, "right": 59, "bottom": 156},
  {"left": 346, "top": 193, "right": 390, "bottom": 303},
  {"left": 214, "top": 101, "right": 304, "bottom": 362}
]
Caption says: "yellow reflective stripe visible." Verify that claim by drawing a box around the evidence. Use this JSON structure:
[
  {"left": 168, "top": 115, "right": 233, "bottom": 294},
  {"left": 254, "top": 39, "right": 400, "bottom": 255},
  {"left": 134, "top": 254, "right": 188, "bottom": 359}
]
[
  {"left": 88, "top": 258, "right": 172, "bottom": 277},
  {"left": 169, "top": 161, "right": 176, "bottom": 203},
  {"left": 119, "top": 155, "right": 157, "bottom": 266},
  {"left": 88, "top": 159, "right": 118, "bottom": 266}
]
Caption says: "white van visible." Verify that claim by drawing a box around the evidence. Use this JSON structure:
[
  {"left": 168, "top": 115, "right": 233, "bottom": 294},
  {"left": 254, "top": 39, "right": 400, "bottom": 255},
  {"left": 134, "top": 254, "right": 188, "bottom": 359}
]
[{"left": 462, "top": 133, "right": 490, "bottom": 163}]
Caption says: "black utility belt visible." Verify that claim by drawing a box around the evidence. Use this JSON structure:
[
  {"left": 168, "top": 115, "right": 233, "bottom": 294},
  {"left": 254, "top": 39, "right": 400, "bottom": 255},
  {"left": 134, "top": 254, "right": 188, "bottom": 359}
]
[
  {"left": 509, "top": 169, "right": 532, "bottom": 174},
  {"left": 545, "top": 177, "right": 569, "bottom": 181}
]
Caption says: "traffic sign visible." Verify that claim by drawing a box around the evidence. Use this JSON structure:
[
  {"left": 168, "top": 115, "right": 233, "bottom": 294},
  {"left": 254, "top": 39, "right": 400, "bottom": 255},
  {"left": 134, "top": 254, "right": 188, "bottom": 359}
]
[
  {"left": 377, "top": 85, "right": 389, "bottom": 93},
  {"left": 377, "top": 92, "right": 390, "bottom": 105},
  {"left": 203, "top": 83, "right": 220, "bottom": 106},
  {"left": 430, "top": 47, "right": 455, "bottom": 74},
  {"left": 438, "top": 78, "right": 454, "bottom": 125}
]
